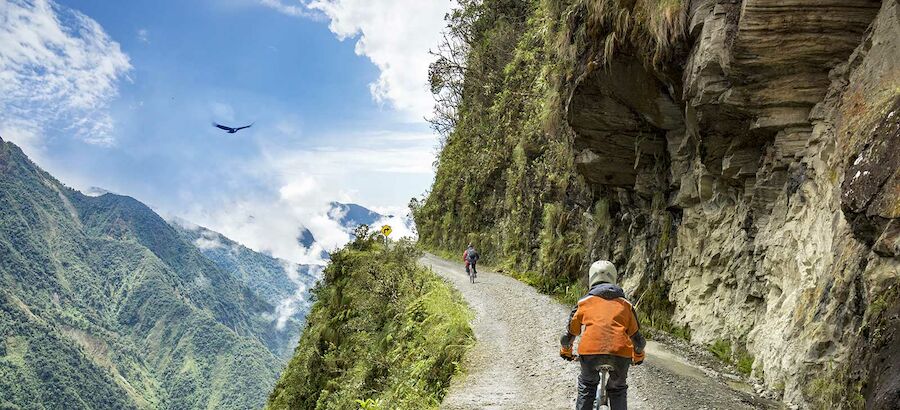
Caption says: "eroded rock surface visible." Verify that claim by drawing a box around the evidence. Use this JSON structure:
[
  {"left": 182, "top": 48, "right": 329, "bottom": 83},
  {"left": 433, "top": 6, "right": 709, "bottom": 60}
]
[{"left": 566, "top": 0, "right": 899, "bottom": 407}]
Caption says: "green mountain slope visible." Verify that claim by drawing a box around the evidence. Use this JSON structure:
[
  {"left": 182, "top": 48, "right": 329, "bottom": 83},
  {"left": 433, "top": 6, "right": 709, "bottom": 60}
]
[
  {"left": 172, "top": 221, "right": 321, "bottom": 358},
  {"left": 413, "top": 0, "right": 588, "bottom": 296},
  {"left": 268, "top": 234, "right": 473, "bottom": 410},
  {"left": 0, "top": 137, "right": 299, "bottom": 409}
]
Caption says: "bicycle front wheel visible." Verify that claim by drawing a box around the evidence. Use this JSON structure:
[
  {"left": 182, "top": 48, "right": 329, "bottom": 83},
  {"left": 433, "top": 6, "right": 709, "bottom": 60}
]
[{"left": 596, "top": 371, "right": 608, "bottom": 410}]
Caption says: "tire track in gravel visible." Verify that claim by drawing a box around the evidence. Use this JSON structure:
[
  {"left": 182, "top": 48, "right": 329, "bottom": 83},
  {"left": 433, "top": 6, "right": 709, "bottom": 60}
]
[{"left": 421, "top": 253, "right": 777, "bottom": 410}]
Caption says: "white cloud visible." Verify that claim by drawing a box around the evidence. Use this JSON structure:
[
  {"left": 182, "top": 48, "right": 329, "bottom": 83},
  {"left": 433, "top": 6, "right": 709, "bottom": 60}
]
[
  {"left": 186, "top": 199, "right": 332, "bottom": 265},
  {"left": 0, "top": 120, "right": 44, "bottom": 156},
  {"left": 167, "top": 215, "right": 200, "bottom": 230},
  {"left": 258, "top": 0, "right": 319, "bottom": 18},
  {"left": 271, "top": 145, "right": 434, "bottom": 175},
  {"left": 306, "top": 0, "right": 450, "bottom": 119},
  {"left": 181, "top": 129, "right": 431, "bottom": 265},
  {"left": 0, "top": 0, "right": 131, "bottom": 147},
  {"left": 273, "top": 262, "right": 320, "bottom": 330},
  {"left": 137, "top": 28, "right": 149, "bottom": 43},
  {"left": 193, "top": 235, "right": 227, "bottom": 250},
  {"left": 259, "top": 1, "right": 450, "bottom": 118},
  {"left": 267, "top": 129, "right": 437, "bottom": 175},
  {"left": 279, "top": 176, "right": 318, "bottom": 202},
  {"left": 211, "top": 102, "right": 236, "bottom": 123},
  {"left": 83, "top": 186, "right": 112, "bottom": 197},
  {"left": 373, "top": 214, "right": 416, "bottom": 239}
]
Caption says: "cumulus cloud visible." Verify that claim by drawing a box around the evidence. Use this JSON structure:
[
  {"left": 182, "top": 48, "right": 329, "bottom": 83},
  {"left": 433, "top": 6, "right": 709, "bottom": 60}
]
[
  {"left": 181, "top": 129, "right": 430, "bottom": 265},
  {"left": 0, "top": 0, "right": 131, "bottom": 147},
  {"left": 372, "top": 214, "right": 416, "bottom": 239},
  {"left": 260, "top": 0, "right": 450, "bottom": 118},
  {"left": 264, "top": 0, "right": 448, "bottom": 119},
  {"left": 258, "top": 0, "right": 319, "bottom": 18},
  {"left": 0, "top": 119, "right": 44, "bottom": 155},
  {"left": 186, "top": 198, "right": 332, "bottom": 265}
]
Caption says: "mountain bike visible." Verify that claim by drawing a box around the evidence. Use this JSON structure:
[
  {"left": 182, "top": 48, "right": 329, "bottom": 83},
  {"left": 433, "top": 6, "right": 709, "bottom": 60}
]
[{"left": 575, "top": 356, "right": 615, "bottom": 410}]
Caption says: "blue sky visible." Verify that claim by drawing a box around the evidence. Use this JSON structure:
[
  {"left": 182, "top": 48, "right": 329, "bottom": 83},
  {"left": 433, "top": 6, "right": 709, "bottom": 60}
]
[{"left": 0, "top": 0, "right": 450, "bottom": 262}]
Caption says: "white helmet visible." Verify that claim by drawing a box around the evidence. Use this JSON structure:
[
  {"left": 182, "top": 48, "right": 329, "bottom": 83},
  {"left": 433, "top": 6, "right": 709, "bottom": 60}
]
[{"left": 588, "top": 260, "right": 617, "bottom": 287}]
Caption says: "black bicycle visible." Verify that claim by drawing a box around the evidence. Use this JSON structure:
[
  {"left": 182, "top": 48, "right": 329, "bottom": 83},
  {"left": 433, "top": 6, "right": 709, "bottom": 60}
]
[{"left": 466, "top": 263, "right": 476, "bottom": 283}]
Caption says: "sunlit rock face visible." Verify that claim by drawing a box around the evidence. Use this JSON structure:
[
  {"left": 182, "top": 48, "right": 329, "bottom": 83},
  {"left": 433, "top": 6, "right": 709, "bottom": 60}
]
[{"left": 566, "top": 0, "right": 898, "bottom": 406}]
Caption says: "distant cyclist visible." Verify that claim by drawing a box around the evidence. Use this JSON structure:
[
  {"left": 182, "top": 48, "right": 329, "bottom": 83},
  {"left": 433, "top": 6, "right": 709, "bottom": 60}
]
[
  {"left": 463, "top": 244, "right": 479, "bottom": 278},
  {"left": 559, "top": 260, "right": 645, "bottom": 410}
]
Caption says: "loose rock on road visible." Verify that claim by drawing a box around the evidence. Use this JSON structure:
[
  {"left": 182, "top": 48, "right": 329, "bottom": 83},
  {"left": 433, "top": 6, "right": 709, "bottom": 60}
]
[{"left": 420, "top": 254, "right": 775, "bottom": 410}]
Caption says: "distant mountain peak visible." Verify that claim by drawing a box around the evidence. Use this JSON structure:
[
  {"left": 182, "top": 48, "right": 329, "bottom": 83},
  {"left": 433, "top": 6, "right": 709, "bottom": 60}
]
[
  {"left": 328, "top": 202, "right": 387, "bottom": 229},
  {"left": 296, "top": 227, "right": 330, "bottom": 261},
  {"left": 297, "top": 227, "right": 317, "bottom": 248}
]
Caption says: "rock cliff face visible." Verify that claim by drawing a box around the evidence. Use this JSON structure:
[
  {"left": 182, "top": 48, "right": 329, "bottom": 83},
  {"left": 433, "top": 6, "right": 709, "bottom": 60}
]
[
  {"left": 567, "top": 0, "right": 898, "bottom": 405},
  {"left": 416, "top": 0, "right": 898, "bottom": 406}
]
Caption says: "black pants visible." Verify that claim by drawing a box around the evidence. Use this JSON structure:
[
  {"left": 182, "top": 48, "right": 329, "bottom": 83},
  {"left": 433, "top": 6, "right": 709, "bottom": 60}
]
[{"left": 577, "top": 354, "right": 630, "bottom": 410}]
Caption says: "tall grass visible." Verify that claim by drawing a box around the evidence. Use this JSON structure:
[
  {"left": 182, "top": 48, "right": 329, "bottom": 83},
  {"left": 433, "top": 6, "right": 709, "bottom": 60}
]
[{"left": 576, "top": 0, "right": 686, "bottom": 67}]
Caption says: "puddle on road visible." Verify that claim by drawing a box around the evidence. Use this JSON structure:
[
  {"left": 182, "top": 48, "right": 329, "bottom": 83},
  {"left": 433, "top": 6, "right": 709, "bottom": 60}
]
[
  {"left": 726, "top": 379, "right": 755, "bottom": 394},
  {"left": 645, "top": 341, "right": 707, "bottom": 380},
  {"left": 645, "top": 341, "right": 755, "bottom": 394}
]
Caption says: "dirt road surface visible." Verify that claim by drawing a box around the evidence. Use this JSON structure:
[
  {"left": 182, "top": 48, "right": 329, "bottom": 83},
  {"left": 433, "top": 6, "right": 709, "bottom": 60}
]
[{"left": 420, "top": 254, "right": 776, "bottom": 410}]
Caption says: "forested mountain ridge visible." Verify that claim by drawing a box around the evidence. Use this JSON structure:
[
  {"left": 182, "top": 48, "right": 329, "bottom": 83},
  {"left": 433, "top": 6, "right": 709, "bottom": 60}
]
[
  {"left": 171, "top": 221, "right": 321, "bottom": 358},
  {"left": 0, "top": 136, "right": 300, "bottom": 408},
  {"left": 415, "top": 0, "right": 899, "bottom": 408}
]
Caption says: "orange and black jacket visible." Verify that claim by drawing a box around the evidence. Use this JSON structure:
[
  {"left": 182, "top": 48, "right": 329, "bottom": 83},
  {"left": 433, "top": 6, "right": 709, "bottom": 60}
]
[{"left": 561, "top": 283, "right": 646, "bottom": 359}]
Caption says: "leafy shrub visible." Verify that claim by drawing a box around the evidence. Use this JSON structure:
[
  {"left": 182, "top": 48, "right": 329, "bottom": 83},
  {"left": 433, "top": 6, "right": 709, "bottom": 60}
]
[
  {"left": 709, "top": 339, "right": 732, "bottom": 363},
  {"left": 735, "top": 348, "right": 754, "bottom": 376},
  {"left": 707, "top": 338, "right": 755, "bottom": 376}
]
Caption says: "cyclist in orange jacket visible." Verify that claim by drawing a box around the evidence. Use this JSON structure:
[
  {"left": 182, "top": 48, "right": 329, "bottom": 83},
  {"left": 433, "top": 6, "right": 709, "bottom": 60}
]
[{"left": 560, "top": 260, "right": 645, "bottom": 410}]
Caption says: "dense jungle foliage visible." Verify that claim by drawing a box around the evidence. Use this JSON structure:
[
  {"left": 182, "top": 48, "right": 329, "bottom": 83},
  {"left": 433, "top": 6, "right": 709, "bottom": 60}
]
[
  {"left": 268, "top": 232, "right": 473, "bottom": 410},
  {"left": 413, "top": 0, "right": 684, "bottom": 303},
  {"left": 0, "top": 137, "right": 299, "bottom": 409}
]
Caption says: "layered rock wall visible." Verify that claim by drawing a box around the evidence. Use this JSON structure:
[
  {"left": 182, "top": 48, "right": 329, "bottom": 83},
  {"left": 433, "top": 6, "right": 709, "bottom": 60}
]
[{"left": 567, "top": 0, "right": 898, "bottom": 405}]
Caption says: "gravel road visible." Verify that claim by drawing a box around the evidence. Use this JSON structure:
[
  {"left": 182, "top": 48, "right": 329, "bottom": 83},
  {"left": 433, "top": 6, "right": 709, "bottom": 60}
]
[{"left": 420, "top": 254, "right": 777, "bottom": 410}]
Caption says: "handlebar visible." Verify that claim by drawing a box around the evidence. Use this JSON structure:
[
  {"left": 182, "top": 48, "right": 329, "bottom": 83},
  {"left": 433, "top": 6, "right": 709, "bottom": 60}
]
[{"left": 567, "top": 354, "right": 643, "bottom": 366}]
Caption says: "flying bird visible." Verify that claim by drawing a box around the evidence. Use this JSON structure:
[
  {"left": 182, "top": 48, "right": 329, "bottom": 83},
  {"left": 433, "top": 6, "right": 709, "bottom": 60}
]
[{"left": 213, "top": 122, "right": 254, "bottom": 134}]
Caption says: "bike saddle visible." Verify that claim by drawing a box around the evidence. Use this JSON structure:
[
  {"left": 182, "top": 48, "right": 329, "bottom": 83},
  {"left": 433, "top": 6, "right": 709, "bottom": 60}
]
[{"left": 599, "top": 365, "right": 615, "bottom": 371}]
